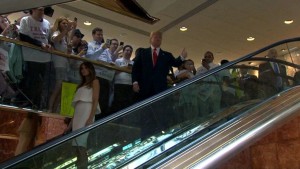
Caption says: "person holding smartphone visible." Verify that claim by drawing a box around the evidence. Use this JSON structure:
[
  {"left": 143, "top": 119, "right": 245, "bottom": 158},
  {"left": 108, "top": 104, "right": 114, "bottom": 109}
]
[
  {"left": 98, "top": 38, "right": 123, "bottom": 63},
  {"left": 86, "top": 27, "right": 107, "bottom": 60},
  {"left": 96, "top": 38, "right": 121, "bottom": 118},
  {"left": 110, "top": 45, "right": 134, "bottom": 113}
]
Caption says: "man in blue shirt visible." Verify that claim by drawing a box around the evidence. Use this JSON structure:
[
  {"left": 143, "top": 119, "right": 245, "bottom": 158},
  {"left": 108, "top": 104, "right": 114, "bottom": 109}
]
[{"left": 86, "top": 27, "right": 107, "bottom": 60}]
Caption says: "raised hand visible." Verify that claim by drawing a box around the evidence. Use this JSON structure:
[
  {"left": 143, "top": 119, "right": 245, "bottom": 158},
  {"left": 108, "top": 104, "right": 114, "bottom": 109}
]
[{"left": 181, "top": 48, "right": 188, "bottom": 58}]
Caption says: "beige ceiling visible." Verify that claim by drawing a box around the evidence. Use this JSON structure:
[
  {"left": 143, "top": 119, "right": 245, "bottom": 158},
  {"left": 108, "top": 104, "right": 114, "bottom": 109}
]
[{"left": 4, "top": 0, "right": 300, "bottom": 68}]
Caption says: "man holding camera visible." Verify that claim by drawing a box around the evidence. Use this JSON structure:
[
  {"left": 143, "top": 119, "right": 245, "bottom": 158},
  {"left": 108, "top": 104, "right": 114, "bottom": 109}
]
[
  {"left": 68, "top": 29, "right": 87, "bottom": 83},
  {"left": 110, "top": 45, "right": 134, "bottom": 113},
  {"left": 95, "top": 38, "right": 123, "bottom": 118},
  {"left": 86, "top": 27, "right": 106, "bottom": 60}
]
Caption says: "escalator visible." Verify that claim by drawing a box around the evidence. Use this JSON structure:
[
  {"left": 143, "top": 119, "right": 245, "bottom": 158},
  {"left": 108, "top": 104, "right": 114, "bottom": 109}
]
[
  {"left": 1, "top": 37, "right": 300, "bottom": 169},
  {"left": 152, "top": 86, "right": 300, "bottom": 169}
]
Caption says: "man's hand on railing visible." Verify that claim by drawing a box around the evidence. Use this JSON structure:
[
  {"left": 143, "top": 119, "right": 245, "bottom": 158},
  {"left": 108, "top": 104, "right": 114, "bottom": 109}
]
[{"left": 41, "top": 43, "right": 52, "bottom": 51}]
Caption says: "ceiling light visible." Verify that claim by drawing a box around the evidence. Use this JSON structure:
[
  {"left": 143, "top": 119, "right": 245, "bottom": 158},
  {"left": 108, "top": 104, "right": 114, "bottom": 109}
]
[
  {"left": 281, "top": 49, "right": 286, "bottom": 52},
  {"left": 284, "top": 20, "right": 294, "bottom": 24},
  {"left": 180, "top": 27, "right": 188, "bottom": 31},
  {"left": 84, "top": 21, "right": 92, "bottom": 26},
  {"left": 247, "top": 37, "right": 255, "bottom": 41}
]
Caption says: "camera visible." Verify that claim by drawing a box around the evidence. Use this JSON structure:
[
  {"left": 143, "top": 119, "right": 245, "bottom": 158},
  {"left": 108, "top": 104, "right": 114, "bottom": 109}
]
[
  {"left": 82, "top": 42, "right": 88, "bottom": 51},
  {"left": 106, "top": 39, "right": 111, "bottom": 45},
  {"left": 78, "top": 40, "right": 88, "bottom": 52}
]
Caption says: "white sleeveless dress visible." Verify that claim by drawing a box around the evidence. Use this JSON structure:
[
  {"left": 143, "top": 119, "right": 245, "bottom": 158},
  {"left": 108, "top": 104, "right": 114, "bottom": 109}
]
[{"left": 71, "top": 86, "right": 101, "bottom": 147}]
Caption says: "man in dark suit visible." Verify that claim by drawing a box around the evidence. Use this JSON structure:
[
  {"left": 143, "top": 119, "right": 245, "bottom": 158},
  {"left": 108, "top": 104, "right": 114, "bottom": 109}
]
[
  {"left": 132, "top": 31, "right": 187, "bottom": 101},
  {"left": 259, "top": 49, "right": 288, "bottom": 97},
  {"left": 131, "top": 31, "right": 187, "bottom": 139}
]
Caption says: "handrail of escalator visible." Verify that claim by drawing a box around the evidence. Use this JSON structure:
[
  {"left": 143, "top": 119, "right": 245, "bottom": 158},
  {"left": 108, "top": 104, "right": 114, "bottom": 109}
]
[
  {"left": 0, "top": 36, "right": 131, "bottom": 73},
  {"left": 1, "top": 37, "right": 300, "bottom": 168},
  {"left": 151, "top": 86, "right": 300, "bottom": 169}
]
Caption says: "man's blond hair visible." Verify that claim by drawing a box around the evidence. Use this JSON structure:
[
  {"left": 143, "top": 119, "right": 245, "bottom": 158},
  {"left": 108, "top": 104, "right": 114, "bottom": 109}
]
[{"left": 150, "top": 31, "right": 162, "bottom": 39}]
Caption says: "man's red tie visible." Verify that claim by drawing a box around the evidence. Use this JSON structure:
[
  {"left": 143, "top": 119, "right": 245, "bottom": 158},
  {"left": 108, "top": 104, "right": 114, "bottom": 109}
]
[{"left": 153, "top": 48, "right": 158, "bottom": 66}]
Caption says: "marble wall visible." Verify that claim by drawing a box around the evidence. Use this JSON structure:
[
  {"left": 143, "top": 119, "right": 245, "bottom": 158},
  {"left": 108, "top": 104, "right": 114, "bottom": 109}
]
[
  {"left": 218, "top": 116, "right": 300, "bottom": 169},
  {"left": 0, "top": 108, "right": 68, "bottom": 163}
]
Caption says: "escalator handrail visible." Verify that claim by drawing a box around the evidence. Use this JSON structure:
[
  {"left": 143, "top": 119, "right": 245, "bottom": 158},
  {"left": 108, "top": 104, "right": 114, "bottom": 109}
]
[{"left": 1, "top": 37, "right": 300, "bottom": 168}]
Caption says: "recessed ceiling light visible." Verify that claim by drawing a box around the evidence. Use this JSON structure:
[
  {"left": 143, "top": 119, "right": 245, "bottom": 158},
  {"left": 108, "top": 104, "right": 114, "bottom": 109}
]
[
  {"left": 84, "top": 21, "right": 92, "bottom": 26},
  {"left": 247, "top": 37, "right": 255, "bottom": 41},
  {"left": 281, "top": 49, "right": 286, "bottom": 52},
  {"left": 284, "top": 20, "right": 294, "bottom": 24},
  {"left": 180, "top": 27, "right": 188, "bottom": 31}
]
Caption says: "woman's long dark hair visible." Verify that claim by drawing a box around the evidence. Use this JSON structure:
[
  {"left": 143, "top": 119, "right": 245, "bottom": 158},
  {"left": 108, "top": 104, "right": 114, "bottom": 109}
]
[{"left": 77, "top": 62, "right": 96, "bottom": 89}]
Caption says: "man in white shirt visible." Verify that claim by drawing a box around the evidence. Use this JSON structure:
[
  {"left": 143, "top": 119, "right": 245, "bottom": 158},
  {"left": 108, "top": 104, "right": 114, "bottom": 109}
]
[
  {"left": 19, "top": 7, "right": 51, "bottom": 109},
  {"left": 196, "top": 51, "right": 219, "bottom": 74},
  {"left": 96, "top": 38, "right": 123, "bottom": 119},
  {"left": 110, "top": 45, "right": 134, "bottom": 113},
  {"left": 196, "top": 51, "right": 222, "bottom": 116}
]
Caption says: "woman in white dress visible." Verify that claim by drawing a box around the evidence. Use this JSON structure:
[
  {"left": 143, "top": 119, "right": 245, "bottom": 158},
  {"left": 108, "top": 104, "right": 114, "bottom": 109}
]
[{"left": 65, "top": 61, "right": 100, "bottom": 168}]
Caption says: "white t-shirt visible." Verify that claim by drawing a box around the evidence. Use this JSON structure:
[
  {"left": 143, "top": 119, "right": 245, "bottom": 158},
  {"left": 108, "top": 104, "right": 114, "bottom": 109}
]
[
  {"left": 51, "top": 31, "right": 68, "bottom": 68},
  {"left": 114, "top": 58, "right": 133, "bottom": 85},
  {"left": 19, "top": 16, "right": 51, "bottom": 62},
  {"left": 196, "top": 62, "right": 219, "bottom": 75}
]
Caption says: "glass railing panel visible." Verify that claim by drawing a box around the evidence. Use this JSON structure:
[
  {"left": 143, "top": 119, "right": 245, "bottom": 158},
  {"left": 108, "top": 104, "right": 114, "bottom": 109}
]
[
  {"left": 4, "top": 38, "right": 300, "bottom": 168},
  {"left": 227, "top": 42, "right": 300, "bottom": 103},
  {"left": 0, "top": 37, "right": 130, "bottom": 163},
  {"left": 0, "top": 37, "right": 130, "bottom": 112},
  {"left": 137, "top": 41, "right": 300, "bottom": 168}
]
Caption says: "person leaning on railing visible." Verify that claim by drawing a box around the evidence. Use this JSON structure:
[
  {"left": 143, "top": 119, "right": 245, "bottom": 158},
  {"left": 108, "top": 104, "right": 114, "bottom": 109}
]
[
  {"left": 109, "top": 45, "right": 135, "bottom": 114},
  {"left": 18, "top": 7, "right": 52, "bottom": 109},
  {"left": 68, "top": 29, "right": 87, "bottom": 84}
]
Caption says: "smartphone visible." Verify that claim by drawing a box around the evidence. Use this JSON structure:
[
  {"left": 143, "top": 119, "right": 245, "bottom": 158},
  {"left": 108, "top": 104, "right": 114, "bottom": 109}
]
[
  {"left": 120, "top": 42, "right": 124, "bottom": 46},
  {"left": 74, "top": 17, "right": 78, "bottom": 22},
  {"left": 106, "top": 39, "right": 111, "bottom": 45}
]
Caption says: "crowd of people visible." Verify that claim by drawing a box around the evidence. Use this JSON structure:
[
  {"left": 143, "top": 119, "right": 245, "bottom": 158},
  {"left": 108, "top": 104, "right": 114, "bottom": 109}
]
[
  {"left": 0, "top": 7, "right": 293, "bottom": 124},
  {"left": 0, "top": 6, "right": 294, "bottom": 168}
]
